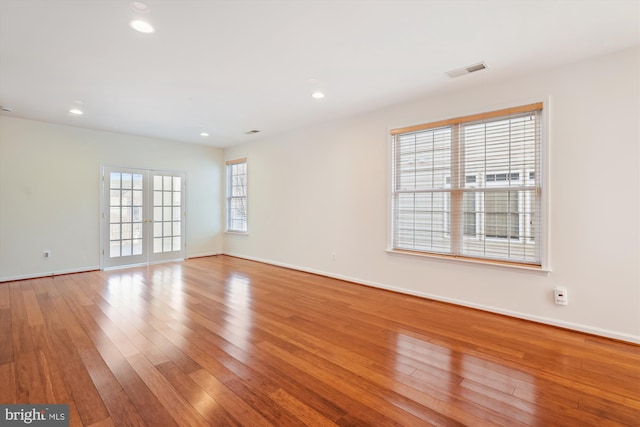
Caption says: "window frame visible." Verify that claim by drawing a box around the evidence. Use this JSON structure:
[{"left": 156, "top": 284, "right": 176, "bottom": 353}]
[
  {"left": 389, "top": 102, "right": 547, "bottom": 269},
  {"left": 225, "top": 158, "right": 248, "bottom": 234}
]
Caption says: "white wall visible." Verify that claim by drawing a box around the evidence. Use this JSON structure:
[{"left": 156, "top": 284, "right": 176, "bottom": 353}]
[
  {"left": 0, "top": 118, "right": 223, "bottom": 281},
  {"left": 223, "top": 47, "right": 640, "bottom": 343}
]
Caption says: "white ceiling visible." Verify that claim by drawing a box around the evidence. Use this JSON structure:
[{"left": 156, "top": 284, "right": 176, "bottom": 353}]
[{"left": 0, "top": 0, "right": 638, "bottom": 148}]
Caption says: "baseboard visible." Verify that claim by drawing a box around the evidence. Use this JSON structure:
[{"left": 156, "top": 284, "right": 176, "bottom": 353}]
[
  {"left": 187, "top": 251, "right": 222, "bottom": 259},
  {"left": 0, "top": 266, "right": 101, "bottom": 283},
  {"left": 222, "top": 252, "right": 640, "bottom": 344},
  {"left": 0, "top": 252, "right": 221, "bottom": 282}
]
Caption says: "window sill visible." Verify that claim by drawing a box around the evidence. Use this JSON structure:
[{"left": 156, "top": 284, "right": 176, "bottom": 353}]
[
  {"left": 386, "top": 249, "right": 551, "bottom": 273},
  {"left": 225, "top": 230, "right": 249, "bottom": 236}
]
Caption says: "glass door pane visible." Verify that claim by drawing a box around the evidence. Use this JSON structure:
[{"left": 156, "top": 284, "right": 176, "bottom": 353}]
[
  {"left": 103, "top": 167, "right": 147, "bottom": 268},
  {"left": 150, "top": 172, "right": 185, "bottom": 263}
]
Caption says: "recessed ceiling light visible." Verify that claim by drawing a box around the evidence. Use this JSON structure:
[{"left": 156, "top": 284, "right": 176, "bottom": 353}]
[
  {"left": 69, "top": 108, "right": 84, "bottom": 116},
  {"left": 0, "top": 106, "right": 13, "bottom": 112},
  {"left": 130, "top": 1, "right": 150, "bottom": 13},
  {"left": 311, "top": 91, "right": 325, "bottom": 99},
  {"left": 130, "top": 19, "right": 155, "bottom": 33},
  {"left": 200, "top": 132, "right": 209, "bottom": 137},
  {"left": 245, "top": 130, "right": 260, "bottom": 135}
]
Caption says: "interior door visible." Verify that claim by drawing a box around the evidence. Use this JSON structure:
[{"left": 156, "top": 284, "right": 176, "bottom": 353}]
[{"left": 102, "top": 167, "right": 186, "bottom": 269}]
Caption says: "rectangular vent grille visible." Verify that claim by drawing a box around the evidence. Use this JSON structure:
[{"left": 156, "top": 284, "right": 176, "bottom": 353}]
[{"left": 446, "top": 62, "right": 488, "bottom": 78}]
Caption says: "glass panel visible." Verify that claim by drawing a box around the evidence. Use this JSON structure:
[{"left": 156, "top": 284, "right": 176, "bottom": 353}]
[
  {"left": 154, "top": 191, "right": 162, "bottom": 206},
  {"left": 154, "top": 222, "right": 162, "bottom": 238},
  {"left": 463, "top": 192, "right": 476, "bottom": 236},
  {"left": 163, "top": 207, "right": 171, "bottom": 221},
  {"left": 154, "top": 238, "right": 162, "bottom": 253},
  {"left": 132, "top": 239, "right": 143, "bottom": 255},
  {"left": 154, "top": 207, "right": 163, "bottom": 221},
  {"left": 173, "top": 222, "right": 181, "bottom": 236},
  {"left": 110, "top": 207, "right": 120, "bottom": 223},
  {"left": 110, "top": 173, "right": 121, "bottom": 189},
  {"left": 122, "top": 190, "right": 132, "bottom": 206},
  {"left": 132, "top": 223, "right": 143, "bottom": 239},
  {"left": 163, "top": 191, "right": 171, "bottom": 206},
  {"left": 121, "top": 223, "right": 132, "bottom": 239},
  {"left": 110, "top": 241, "right": 120, "bottom": 258},
  {"left": 394, "top": 192, "right": 451, "bottom": 253},
  {"left": 110, "top": 224, "right": 121, "bottom": 240},
  {"left": 133, "top": 173, "right": 143, "bottom": 190},
  {"left": 173, "top": 191, "right": 181, "bottom": 206},
  {"left": 173, "top": 176, "right": 181, "bottom": 190},
  {"left": 122, "top": 173, "right": 132, "bottom": 189},
  {"left": 121, "top": 207, "right": 132, "bottom": 222},
  {"left": 133, "top": 190, "right": 143, "bottom": 206},
  {"left": 132, "top": 207, "right": 142, "bottom": 222},
  {"left": 173, "top": 236, "right": 181, "bottom": 251},
  {"left": 121, "top": 240, "right": 132, "bottom": 256},
  {"left": 163, "top": 221, "right": 172, "bottom": 236},
  {"left": 163, "top": 237, "right": 172, "bottom": 252},
  {"left": 172, "top": 207, "right": 181, "bottom": 221},
  {"left": 154, "top": 175, "right": 162, "bottom": 190},
  {"left": 485, "top": 191, "right": 519, "bottom": 239},
  {"left": 163, "top": 176, "right": 172, "bottom": 190},
  {"left": 110, "top": 190, "right": 120, "bottom": 206}
]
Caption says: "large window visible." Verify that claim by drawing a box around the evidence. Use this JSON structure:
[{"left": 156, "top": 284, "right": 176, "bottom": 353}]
[
  {"left": 391, "top": 103, "right": 543, "bottom": 266},
  {"left": 226, "top": 158, "right": 248, "bottom": 233}
]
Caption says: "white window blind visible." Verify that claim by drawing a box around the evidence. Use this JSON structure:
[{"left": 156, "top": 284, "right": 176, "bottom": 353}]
[
  {"left": 226, "top": 158, "right": 248, "bottom": 233},
  {"left": 391, "top": 103, "right": 543, "bottom": 266}
]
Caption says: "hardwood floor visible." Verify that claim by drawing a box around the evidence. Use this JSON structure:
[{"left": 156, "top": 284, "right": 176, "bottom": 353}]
[{"left": 1, "top": 255, "right": 638, "bottom": 426}]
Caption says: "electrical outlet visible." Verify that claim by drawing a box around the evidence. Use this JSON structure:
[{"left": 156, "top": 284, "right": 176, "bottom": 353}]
[
  {"left": 43, "top": 250, "right": 51, "bottom": 258},
  {"left": 554, "top": 287, "right": 568, "bottom": 305}
]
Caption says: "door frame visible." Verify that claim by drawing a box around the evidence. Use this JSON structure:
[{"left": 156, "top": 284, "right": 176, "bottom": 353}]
[{"left": 100, "top": 165, "right": 187, "bottom": 269}]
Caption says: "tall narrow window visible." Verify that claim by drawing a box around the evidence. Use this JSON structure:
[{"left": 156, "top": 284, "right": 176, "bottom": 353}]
[
  {"left": 226, "top": 158, "right": 248, "bottom": 233},
  {"left": 391, "top": 103, "right": 543, "bottom": 266}
]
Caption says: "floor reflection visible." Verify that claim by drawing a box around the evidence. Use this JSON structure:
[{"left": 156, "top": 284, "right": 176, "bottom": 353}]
[
  {"left": 151, "top": 264, "right": 185, "bottom": 313},
  {"left": 394, "top": 332, "right": 538, "bottom": 423},
  {"left": 222, "top": 273, "right": 254, "bottom": 359},
  {"left": 106, "top": 270, "right": 145, "bottom": 307}
]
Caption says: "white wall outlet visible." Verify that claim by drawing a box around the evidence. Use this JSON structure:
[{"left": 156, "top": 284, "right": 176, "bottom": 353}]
[
  {"left": 554, "top": 287, "right": 568, "bottom": 305},
  {"left": 43, "top": 250, "right": 51, "bottom": 258}
]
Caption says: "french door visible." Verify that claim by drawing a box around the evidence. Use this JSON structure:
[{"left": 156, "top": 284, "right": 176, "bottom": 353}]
[{"left": 102, "top": 166, "right": 186, "bottom": 269}]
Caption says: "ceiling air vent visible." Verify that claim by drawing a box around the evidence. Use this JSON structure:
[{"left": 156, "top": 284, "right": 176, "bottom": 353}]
[
  {"left": 245, "top": 130, "right": 260, "bottom": 135},
  {"left": 446, "top": 62, "right": 488, "bottom": 78}
]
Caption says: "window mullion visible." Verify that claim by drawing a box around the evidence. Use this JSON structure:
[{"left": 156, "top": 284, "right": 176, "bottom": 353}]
[{"left": 450, "top": 123, "right": 462, "bottom": 255}]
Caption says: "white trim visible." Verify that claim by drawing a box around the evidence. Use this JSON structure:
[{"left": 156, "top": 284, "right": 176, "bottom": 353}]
[
  {"left": 222, "top": 252, "right": 638, "bottom": 344},
  {"left": 0, "top": 266, "right": 100, "bottom": 283},
  {"left": 101, "top": 257, "right": 187, "bottom": 270},
  {"left": 225, "top": 159, "right": 248, "bottom": 233},
  {"left": 385, "top": 249, "right": 551, "bottom": 273},
  {"left": 187, "top": 251, "right": 222, "bottom": 259},
  {"left": 540, "top": 96, "right": 552, "bottom": 270}
]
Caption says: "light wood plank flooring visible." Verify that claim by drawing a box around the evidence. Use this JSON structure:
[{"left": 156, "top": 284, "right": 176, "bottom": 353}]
[{"left": 1, "top": 255, "right": 638, "bottom": 426}]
